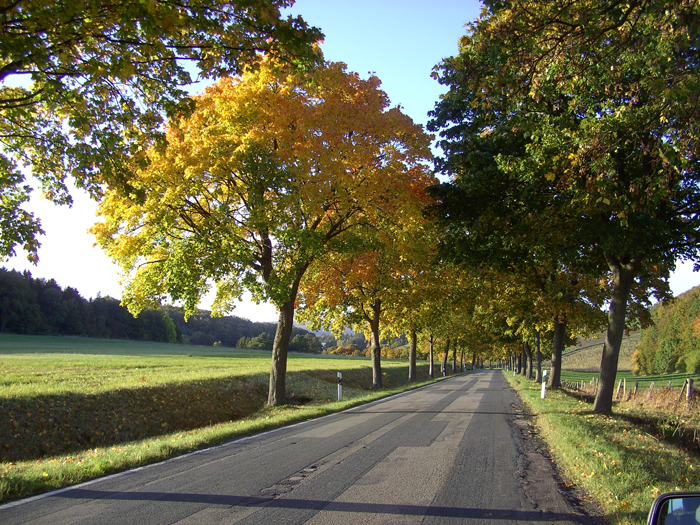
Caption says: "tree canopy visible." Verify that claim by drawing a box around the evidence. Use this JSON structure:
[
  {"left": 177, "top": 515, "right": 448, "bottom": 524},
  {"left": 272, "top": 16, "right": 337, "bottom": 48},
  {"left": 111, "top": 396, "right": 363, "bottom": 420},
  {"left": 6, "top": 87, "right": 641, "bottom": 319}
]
[
  {"left": 429, "top": 0, "right": 700, "bottom": 412},
  {"left": 1, "top": 0, "right": 322, "bottom": 263},
  {"left": 93, "top": 56, "right": 433, "bottom": 404}
]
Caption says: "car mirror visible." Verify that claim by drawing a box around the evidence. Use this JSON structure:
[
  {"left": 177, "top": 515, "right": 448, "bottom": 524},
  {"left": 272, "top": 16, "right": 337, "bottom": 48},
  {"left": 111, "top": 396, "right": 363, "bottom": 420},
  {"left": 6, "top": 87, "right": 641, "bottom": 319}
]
[{"left": 648, "top": 493, "right": 700, "bottom": 525}]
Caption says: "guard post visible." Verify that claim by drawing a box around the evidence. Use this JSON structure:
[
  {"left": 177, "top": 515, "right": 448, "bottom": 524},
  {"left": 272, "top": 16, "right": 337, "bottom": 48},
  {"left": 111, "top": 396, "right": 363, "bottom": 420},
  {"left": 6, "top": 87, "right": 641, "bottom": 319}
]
[
  {"left": 338, "top": 372, "right": 343, "bottom": 402},
  {"left": 541, "top": 370, "right": 548, "bottom": 399}
]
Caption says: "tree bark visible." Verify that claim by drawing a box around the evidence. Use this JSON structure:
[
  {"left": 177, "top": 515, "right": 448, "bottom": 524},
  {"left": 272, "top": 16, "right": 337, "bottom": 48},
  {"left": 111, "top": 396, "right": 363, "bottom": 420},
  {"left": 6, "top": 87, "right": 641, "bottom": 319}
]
[
  {"left": 549, "top": 316, "right": 566, "bottom": 389},
  {"left": 518, "top": 351, "right": 524, "bottom": 375},
  {"left": 369, "top": 299, "right": 382, "bottom": 389},
  {"left": 268, "top": 298, "right": 296, "bottom": 406},
  {"left": 441, "top": 338, "right": 450, "bottom": 375},
  {"left": 267, "top": 268, "right": 307, "bottom": 406},
  {"left": 523, "top": 341, "right": 533, "bottom": 380},
  {"left": 535, "top": 331, "right": 542, "bottom": 383},
  {"left": 408, "top": 328, "right": 417, "bottom": 383},
  {"left": 451, "top": 342, "right": 457, "bottom": 373},
  {"left": 593, "top": 255, "right": 640, "bottom": 413},
  {"left": 429, "top": 334, "right": 434, "bottom": 379}
]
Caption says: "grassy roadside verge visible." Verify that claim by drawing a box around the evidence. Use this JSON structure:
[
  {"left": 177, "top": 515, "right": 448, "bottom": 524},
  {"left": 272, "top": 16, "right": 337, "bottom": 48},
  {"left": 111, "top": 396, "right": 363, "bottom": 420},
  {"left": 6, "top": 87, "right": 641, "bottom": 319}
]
[
  {"left": 505, "top": 372, "right": 700, "bottom": 525},
  {"left": 1, "top": 370, "right": 448, "bottom": 503}
]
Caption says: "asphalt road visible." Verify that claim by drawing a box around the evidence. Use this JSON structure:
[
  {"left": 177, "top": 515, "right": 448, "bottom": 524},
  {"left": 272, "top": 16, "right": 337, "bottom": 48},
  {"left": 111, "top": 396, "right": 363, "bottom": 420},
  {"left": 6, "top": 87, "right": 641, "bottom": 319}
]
[{"left": 0, "top": 370, "right": 594, "bottom": 524}]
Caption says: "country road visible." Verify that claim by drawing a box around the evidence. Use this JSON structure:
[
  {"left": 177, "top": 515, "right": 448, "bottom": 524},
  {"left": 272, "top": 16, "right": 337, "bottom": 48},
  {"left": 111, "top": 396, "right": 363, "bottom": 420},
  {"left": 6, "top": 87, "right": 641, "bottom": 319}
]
[{"left": 1, "top": 370, "right": 596, "bottom": 524}]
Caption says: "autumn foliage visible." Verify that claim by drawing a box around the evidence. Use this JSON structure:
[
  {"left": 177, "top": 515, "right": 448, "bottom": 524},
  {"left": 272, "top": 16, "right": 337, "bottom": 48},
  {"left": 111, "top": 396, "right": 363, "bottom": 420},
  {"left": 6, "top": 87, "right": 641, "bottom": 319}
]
[{"left": 93, "top": 56, "right": 433, "bottom": 404}]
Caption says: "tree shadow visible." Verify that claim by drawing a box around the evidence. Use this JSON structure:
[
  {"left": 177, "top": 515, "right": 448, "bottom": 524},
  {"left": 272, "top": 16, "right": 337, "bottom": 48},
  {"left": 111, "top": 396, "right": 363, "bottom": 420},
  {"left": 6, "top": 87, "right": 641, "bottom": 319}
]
[
  {"left": 1, "top": 364, "right": 440, "bottom": 463},
  {"left": 2, "top": 373, "right": 270, "bottom": 463}
]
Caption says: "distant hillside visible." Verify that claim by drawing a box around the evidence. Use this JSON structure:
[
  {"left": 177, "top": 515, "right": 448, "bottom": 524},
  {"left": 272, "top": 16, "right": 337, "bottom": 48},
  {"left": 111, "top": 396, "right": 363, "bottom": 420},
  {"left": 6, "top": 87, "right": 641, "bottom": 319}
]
[
  {"left": 560, "top": 285, "right": 700, "bottom": 375},
  {"left": 559, "top": 332, "right": 640, "bottom": 372},
  {"left": 632, "top": 285, "right": 700, "bottom": 375}
]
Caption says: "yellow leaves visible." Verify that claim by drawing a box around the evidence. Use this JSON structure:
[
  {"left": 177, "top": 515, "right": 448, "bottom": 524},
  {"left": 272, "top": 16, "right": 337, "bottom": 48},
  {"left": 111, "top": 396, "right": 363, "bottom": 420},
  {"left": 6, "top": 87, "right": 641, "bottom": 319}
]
[
  {"left": 545, "top": 172, "right": 556, "bottom": 181},
  {"left": 119, "top": 63, "right": 136, "bottom": 81},
  {"left": 93, "top": 55, "right": 432, "bottom": 318}
]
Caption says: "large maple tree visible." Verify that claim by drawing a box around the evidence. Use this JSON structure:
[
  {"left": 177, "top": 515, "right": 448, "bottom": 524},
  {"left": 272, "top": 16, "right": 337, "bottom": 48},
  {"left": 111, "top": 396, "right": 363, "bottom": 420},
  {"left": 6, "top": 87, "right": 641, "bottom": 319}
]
[{"left": 92, "top": 57, "right": 432, "bottom": 405}]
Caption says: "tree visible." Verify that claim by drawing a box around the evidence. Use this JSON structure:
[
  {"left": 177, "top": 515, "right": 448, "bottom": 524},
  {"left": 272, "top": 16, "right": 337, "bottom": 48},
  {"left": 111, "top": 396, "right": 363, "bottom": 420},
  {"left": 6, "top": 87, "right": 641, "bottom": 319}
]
[
  {"left": 93, "top": 57, "right": 432, "bottom": 405},
  {"left": 633, "top": 286, "right": 700, "bottom": 375},
  {"left": 0, "top": 268, "right": 40, "bottom": 332},
  {"left": 0, "top": 0, "right": 322, "bottom": 263},
  {"left": 289, "top": 333, "right": 321, "bottom": 354},
  {"left": 298, "top": 247, "right": 417, "bottom": 389},
  {"left": 297, "top": 183, "right": 436, "bottom": 389},
  {"left": 429, "top": 0, "right": 700, "bottom": 413}
]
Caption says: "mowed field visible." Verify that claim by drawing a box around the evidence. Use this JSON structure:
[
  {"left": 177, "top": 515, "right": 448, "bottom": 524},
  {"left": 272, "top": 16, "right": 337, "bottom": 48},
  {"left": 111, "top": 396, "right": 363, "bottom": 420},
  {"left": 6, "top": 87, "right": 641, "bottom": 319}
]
[{"left": 0, "top": 333, "right": 436, "bottom": 501}]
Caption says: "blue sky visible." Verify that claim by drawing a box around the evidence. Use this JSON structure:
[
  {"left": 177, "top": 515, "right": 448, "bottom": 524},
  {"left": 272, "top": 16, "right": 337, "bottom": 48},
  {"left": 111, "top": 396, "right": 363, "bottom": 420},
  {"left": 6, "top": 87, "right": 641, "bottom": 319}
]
[{"left": 4, "top": 1, "right": 699, "bottom": 322}]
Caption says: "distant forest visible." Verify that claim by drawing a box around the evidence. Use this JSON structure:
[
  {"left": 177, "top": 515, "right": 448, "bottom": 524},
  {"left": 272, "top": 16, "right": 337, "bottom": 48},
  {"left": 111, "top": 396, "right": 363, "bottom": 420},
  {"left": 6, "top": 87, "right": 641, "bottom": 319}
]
[
  {"left": 0, "top": 268, "right": 321, "bottom": 352},
  {"left": 633, "top": 285, "right": 700, "bottom": 375}
]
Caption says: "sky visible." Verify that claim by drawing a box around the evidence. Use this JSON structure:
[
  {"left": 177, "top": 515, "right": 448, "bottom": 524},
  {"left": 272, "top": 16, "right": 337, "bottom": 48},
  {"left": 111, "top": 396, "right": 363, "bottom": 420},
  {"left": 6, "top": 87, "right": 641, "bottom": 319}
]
[{"left": 4, "top": 0, "right": 700, "bottom": 322}]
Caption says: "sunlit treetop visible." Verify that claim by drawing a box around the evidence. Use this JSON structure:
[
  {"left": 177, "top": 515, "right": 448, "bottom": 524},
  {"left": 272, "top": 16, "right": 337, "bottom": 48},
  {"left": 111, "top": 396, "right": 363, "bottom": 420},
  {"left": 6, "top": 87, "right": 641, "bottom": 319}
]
[{"left": 92, "top": 55, "right": 434, "bottom": 318}]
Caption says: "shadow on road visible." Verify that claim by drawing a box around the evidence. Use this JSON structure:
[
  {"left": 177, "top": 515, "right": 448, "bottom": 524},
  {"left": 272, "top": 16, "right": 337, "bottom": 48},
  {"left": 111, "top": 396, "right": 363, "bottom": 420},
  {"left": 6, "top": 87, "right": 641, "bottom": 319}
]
[{"left": 57, "top": 488, "right": 586, "bottom": 521}]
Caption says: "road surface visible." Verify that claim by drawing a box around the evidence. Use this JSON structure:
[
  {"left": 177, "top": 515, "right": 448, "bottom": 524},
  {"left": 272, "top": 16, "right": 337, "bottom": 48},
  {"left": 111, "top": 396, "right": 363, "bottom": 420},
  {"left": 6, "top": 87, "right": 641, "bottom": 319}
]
[{"left": 1, "top": 370, "right": 595, "bottom": 524}]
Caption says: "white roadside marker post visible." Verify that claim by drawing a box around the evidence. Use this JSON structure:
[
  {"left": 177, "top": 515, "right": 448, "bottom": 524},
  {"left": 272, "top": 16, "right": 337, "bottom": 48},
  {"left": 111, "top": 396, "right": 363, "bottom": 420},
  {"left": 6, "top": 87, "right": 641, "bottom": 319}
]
[
  {"left": 541, "top": 370, "right": 548, "bottom": 399},
  {"left": 338, "top": 372, "right": 343, "bottom": 402}
]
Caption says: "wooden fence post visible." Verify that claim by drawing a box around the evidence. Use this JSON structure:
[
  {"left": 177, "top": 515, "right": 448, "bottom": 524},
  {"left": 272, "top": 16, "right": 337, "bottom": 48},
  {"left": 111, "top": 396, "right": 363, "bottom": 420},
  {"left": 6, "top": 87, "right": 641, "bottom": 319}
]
[
  {"left": 647, "top": 382, "right": 655, "bottom": 400},
  {"left": 634, "top": 380, "right": 639, "bottom": 399},
  {"left": 678, "top": 379, "right": 688, "bottom": 402},
  {"left": 676, "top": 379, "right": 688, "bottom": 411},
  {"left": 615, "top": 378, "right": 623, "bottom": 400}
]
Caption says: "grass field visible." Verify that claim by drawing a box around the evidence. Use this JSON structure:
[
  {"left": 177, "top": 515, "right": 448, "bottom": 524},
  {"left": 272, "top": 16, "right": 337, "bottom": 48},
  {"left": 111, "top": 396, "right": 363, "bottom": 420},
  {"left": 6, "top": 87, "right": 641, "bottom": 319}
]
[
  {"left": 560, "top": 369, "right": 700, "bottom": 389},
  {"left": 558, "top": 332, "right": 640, "bottom": 372},
  {"left": 0, "top": 333, "right": 443, "bottom": 501}
]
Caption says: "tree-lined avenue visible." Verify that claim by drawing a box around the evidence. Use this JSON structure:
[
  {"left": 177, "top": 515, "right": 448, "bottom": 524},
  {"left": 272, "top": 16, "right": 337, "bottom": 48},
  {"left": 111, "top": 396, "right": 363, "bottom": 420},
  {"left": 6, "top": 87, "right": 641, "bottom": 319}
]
[{"left": 0, "top": 371, "right": 592, "bottom": 525}]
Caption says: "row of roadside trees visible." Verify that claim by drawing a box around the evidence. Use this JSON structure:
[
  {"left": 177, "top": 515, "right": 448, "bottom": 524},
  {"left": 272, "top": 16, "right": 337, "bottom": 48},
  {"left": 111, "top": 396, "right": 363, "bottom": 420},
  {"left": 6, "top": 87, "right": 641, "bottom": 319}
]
[
  {"left": 2, "top": 1, "right": 699, "bottom": 413},
  {"left": 427, "top": 0, "right": 700, "bottom": 413}
]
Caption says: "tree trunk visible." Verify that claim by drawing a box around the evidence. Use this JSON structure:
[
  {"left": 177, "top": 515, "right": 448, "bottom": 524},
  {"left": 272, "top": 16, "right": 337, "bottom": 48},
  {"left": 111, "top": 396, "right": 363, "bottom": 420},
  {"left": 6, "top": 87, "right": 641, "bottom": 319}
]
[
  {"left": 518, "top": 351, "right": 524, "bottom": 375},
  {"left": 549, "top": 316, "right": 566, "bottom": 389},
  {"left": 441, "top": 338, "right": 450, "bottom": 375},
  {"left": 370, "top": 299, "right": 382, "bottom": 390},
  {"left": 593, "top": 255, "right": 640, "bottom": 413},
  {"left": 523, "top": 341, "right": 533, "bottom": 380},
  {"left": 268, "top": 298, "right": 296, "bottom": 406},
  {"left": 460, "top": 348, "right": 464, "bottom": 372},
  {"left": 451, "top": 342, "right": 457, "bottom": 373},
  {"left": 471, "top": 352, "right": 476, "bottom": 370},
  {"left": 535, "top": 331, "right": 542, "bottom": 383},
  {"left": 408, "top": 328, "right": 417, "bottom": 383},
  {"left": 428, "top": 334, "right": 434, "bottom": 379}
]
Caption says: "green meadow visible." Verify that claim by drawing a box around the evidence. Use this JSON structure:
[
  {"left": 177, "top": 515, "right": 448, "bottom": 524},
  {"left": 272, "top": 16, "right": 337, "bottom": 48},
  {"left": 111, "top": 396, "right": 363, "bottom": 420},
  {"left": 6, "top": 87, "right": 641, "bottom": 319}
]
[{"left": 0, "top": 333, "right": 438, "bottom": 501}]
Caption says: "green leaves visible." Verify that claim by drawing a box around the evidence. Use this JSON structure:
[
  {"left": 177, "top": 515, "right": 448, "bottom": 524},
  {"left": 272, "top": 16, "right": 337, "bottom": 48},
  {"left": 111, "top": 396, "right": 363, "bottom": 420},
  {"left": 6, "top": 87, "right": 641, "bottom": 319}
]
[{"left": 0, "top": 0, "right": 322, "bottom": 262}]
